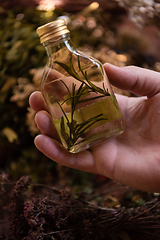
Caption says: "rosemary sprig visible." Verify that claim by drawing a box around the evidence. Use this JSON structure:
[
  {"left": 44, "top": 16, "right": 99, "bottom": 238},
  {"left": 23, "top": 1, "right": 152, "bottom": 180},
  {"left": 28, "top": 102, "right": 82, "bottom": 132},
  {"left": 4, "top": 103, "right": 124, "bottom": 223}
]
[
  {"left": 57, "top": 80, "right": 108, "bottom": 150},
  {"left": 61, "top": 113, "right": 108, "bottom": 150},
  {"left": 77, "top": 56, "right": 109, "bottom": 95},
  {"left": 74, "top": 114, "right": 107, "bottom": 138},
  {"left": 54, "top": 54, "right": 111, "bottom": 150},
  {"left": 55, "top": 55, "right": 82, "bottom": 82},
  {"left": 55, "top": 55, "right": 110, "bottom": 96}
]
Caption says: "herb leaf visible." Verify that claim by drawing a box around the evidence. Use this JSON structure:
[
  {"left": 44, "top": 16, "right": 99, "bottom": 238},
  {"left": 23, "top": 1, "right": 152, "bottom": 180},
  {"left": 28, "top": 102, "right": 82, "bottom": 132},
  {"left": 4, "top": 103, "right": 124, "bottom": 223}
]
[{"left": 54, "top": 54, "right": 111, "bottom": 150}]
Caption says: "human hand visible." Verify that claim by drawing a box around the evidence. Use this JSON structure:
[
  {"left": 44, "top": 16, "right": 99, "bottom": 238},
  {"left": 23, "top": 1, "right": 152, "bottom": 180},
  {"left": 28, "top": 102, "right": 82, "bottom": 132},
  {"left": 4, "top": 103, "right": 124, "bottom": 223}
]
[{"left": 29, "top": 64, "right": 160, "bottom": 192}]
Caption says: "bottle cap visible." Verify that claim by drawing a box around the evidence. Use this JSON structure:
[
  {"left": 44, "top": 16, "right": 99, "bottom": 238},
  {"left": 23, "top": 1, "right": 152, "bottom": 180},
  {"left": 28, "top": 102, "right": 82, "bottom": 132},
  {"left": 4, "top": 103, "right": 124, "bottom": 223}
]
[{"left": 36, "top": 19, "right": 70, "bottom": 44}]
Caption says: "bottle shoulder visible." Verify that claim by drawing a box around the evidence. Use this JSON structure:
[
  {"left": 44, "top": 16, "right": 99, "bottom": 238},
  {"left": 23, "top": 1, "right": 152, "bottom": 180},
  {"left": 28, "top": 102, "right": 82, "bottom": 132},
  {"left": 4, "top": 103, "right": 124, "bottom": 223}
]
[{"left": 41, "top": 46, "right": 105, "bottom": 85}]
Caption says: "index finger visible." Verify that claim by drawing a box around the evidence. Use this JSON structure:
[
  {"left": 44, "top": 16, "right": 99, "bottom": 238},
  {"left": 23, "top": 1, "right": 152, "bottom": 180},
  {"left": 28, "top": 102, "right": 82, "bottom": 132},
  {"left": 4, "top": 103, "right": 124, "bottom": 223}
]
[
  {"left": 29, "top": 91, "right": 48, "bottom": 112},
  {"left": 104, "top": 64, "right": 160, "bottom": 98}
]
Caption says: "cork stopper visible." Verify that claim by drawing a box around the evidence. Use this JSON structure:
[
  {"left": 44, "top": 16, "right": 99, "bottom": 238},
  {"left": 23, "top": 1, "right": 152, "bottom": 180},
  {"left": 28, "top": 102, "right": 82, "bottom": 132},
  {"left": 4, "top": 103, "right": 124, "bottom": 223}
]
[{"left": 36, "top": 19, "right": 70, "bottom": 44}]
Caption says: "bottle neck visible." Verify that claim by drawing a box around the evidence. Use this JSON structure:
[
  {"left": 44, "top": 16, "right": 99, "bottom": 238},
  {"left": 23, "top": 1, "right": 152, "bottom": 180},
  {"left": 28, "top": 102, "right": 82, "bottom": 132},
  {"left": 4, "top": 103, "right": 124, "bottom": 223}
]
[{"left": 43, "top": 33, "right": 75, "bottom": 58}]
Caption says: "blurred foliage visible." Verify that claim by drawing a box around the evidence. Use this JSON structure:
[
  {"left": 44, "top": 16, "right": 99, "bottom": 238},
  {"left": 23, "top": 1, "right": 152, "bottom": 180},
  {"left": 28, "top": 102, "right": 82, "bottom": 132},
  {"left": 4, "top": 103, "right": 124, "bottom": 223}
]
[
  {"left": 0, "top": 7, "right": 66, "bottom": 183},
  {"left": 0, "top": 3, "right": 160, "bottom": 188},
  {"left": 0, "top": 3, "right": 160, "bottom": 239},
  {"left": 0, "top": 6, "right": 126, "bottom": 184},
  {"left": 0, "top": 175, "right": 159, "bottom": 240}
]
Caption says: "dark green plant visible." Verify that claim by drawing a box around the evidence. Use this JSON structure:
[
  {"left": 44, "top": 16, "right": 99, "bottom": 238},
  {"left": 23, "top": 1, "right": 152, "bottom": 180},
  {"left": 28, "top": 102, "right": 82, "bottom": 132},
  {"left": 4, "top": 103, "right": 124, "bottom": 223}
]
[{"left": 55, "top": 55, "right": 110, "bottom": 150}]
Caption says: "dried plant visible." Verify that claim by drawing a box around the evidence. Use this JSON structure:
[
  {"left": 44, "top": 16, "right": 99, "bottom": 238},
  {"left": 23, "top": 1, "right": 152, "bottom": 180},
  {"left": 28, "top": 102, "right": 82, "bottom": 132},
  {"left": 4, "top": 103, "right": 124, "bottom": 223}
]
[{"left": 1, "top": 176, "right": 160, "bottom": 240}]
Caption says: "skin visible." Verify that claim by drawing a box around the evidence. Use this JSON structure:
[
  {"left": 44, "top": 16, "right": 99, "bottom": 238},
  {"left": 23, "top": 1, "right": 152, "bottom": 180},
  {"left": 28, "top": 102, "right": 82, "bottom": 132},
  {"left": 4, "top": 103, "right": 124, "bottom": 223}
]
[{"left": 29, "top": 63, "right": 160, "bottom": 193}]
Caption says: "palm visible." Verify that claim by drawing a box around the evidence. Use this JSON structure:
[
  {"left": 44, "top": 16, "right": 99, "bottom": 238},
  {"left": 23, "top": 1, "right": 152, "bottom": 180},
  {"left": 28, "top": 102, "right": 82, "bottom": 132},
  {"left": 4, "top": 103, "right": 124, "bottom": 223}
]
[
  {"left": 89, "top": 94, "right": 160, "bottom": 191},
  {"left": 29, "top": 65, "right": 160, "bottom": 192}
]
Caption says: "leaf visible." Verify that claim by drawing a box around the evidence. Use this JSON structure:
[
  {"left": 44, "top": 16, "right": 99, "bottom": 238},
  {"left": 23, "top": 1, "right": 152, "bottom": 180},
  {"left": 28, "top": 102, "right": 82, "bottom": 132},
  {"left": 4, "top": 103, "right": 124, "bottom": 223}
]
[
  {"left": 55, "top": 60, "right": 72, "bottom": 75},
  {"left": 78, "top": 56, "right": 109, "bottom": 95},
  {"left": 78, "top": 95, "right": 104, "bottom": 104},
  {"left": 60, "top": 117, "right": 69, "bottom": 144},
  {"left": 71, "top": 82, "right": 76, "bottom": 112},
  {"left": 54, "top": 55, "right": 112, "bottom": 149},
  {"left": 85, "top": 70, "right": 106, "bottom": 95},
  {"left": 55, "top": 58, "right": 82, "bottom": 82},
  {"left": 110, "top": 94, "right": 119, "bottom": 109},
  {"left": 62, "top": 84, "right": 89, "bottom": 106},
  {"left": 55, "top": 94, "right": 69, "bottom": 123},
  {"left": 2, "top": 127, "right": 18, "bottom": 143},
  {"left": 0, "top": 77, "right": 17, "bottom": 93},
  {"left": 78, "top": 55, "right": 85, "bottom": 78},
  {"left": 10, "top": 40, "right": 23, "bottom": 51},
  {"left": 76, "top": 114, "right": 107, "bottom": 136}
]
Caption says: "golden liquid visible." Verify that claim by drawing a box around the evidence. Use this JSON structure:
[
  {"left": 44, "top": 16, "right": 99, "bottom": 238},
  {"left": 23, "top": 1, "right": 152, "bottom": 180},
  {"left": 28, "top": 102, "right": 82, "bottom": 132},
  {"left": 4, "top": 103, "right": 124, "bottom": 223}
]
[
  {"left": 53, "top": 96, "right": 123, "bottom": 153},
  {"left": 42, "top": 53, "right": 124, "bottom": 153}
]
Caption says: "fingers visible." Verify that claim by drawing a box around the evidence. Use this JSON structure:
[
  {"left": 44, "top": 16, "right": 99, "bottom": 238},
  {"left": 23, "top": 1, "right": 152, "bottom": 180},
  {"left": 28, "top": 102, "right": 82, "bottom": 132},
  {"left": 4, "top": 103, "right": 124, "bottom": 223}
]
[
  {"left": 35, "top": 111, "right": 60, "bottom": 141},
  {"left": 29, "top": 91, "right": 60, "bottom": 140},
  {"left": 34, "top": 134, "right": 96, "bottom": 173},
  {"left": 29, "top": 91, "right": 48, "bottom": 112},
  {"left": 104, "top": 63, "right": 160, "bottom": 98}
]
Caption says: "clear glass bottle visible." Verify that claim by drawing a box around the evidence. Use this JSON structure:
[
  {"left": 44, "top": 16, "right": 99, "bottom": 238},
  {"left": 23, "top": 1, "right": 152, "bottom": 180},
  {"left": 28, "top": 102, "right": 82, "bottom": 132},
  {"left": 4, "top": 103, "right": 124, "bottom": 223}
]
[{"left": 36, "top": 19, "right": 124, "bottom": 153}]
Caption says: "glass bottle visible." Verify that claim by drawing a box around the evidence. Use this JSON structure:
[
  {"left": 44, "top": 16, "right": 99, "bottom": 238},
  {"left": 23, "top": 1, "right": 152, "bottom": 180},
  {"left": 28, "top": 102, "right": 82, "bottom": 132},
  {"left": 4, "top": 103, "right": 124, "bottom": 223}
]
[{"left": 36, "top": 19, "right": 124, "bottom": 153}]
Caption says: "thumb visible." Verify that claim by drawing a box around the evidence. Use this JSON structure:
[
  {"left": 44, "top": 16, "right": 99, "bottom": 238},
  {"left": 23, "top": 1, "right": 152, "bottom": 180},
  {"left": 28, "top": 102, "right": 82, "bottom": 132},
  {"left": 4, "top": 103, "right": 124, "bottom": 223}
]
[{"left": 103, "top": 63, "right": 160, "bottom": 98}]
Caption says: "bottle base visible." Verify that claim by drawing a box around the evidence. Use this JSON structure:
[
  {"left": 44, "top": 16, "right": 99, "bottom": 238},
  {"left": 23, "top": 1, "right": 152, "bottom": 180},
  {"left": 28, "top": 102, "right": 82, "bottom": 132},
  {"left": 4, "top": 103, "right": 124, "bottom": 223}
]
[{"left": 68, "top": 122, "right": 124, "bottom": 153}]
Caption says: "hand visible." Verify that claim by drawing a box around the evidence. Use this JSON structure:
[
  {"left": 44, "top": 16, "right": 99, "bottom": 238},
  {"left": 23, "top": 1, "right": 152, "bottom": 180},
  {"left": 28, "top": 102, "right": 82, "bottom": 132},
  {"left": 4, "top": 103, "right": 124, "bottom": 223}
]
[{"left": 29, "top": 64, "right": 160, "bottom": 192}]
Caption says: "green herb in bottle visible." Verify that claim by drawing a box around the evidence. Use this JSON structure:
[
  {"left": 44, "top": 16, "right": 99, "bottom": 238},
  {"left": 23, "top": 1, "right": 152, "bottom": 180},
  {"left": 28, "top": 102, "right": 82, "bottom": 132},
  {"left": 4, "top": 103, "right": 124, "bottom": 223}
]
[{"left": 36, "top": 19, "right": 124, "bottom": 153}]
